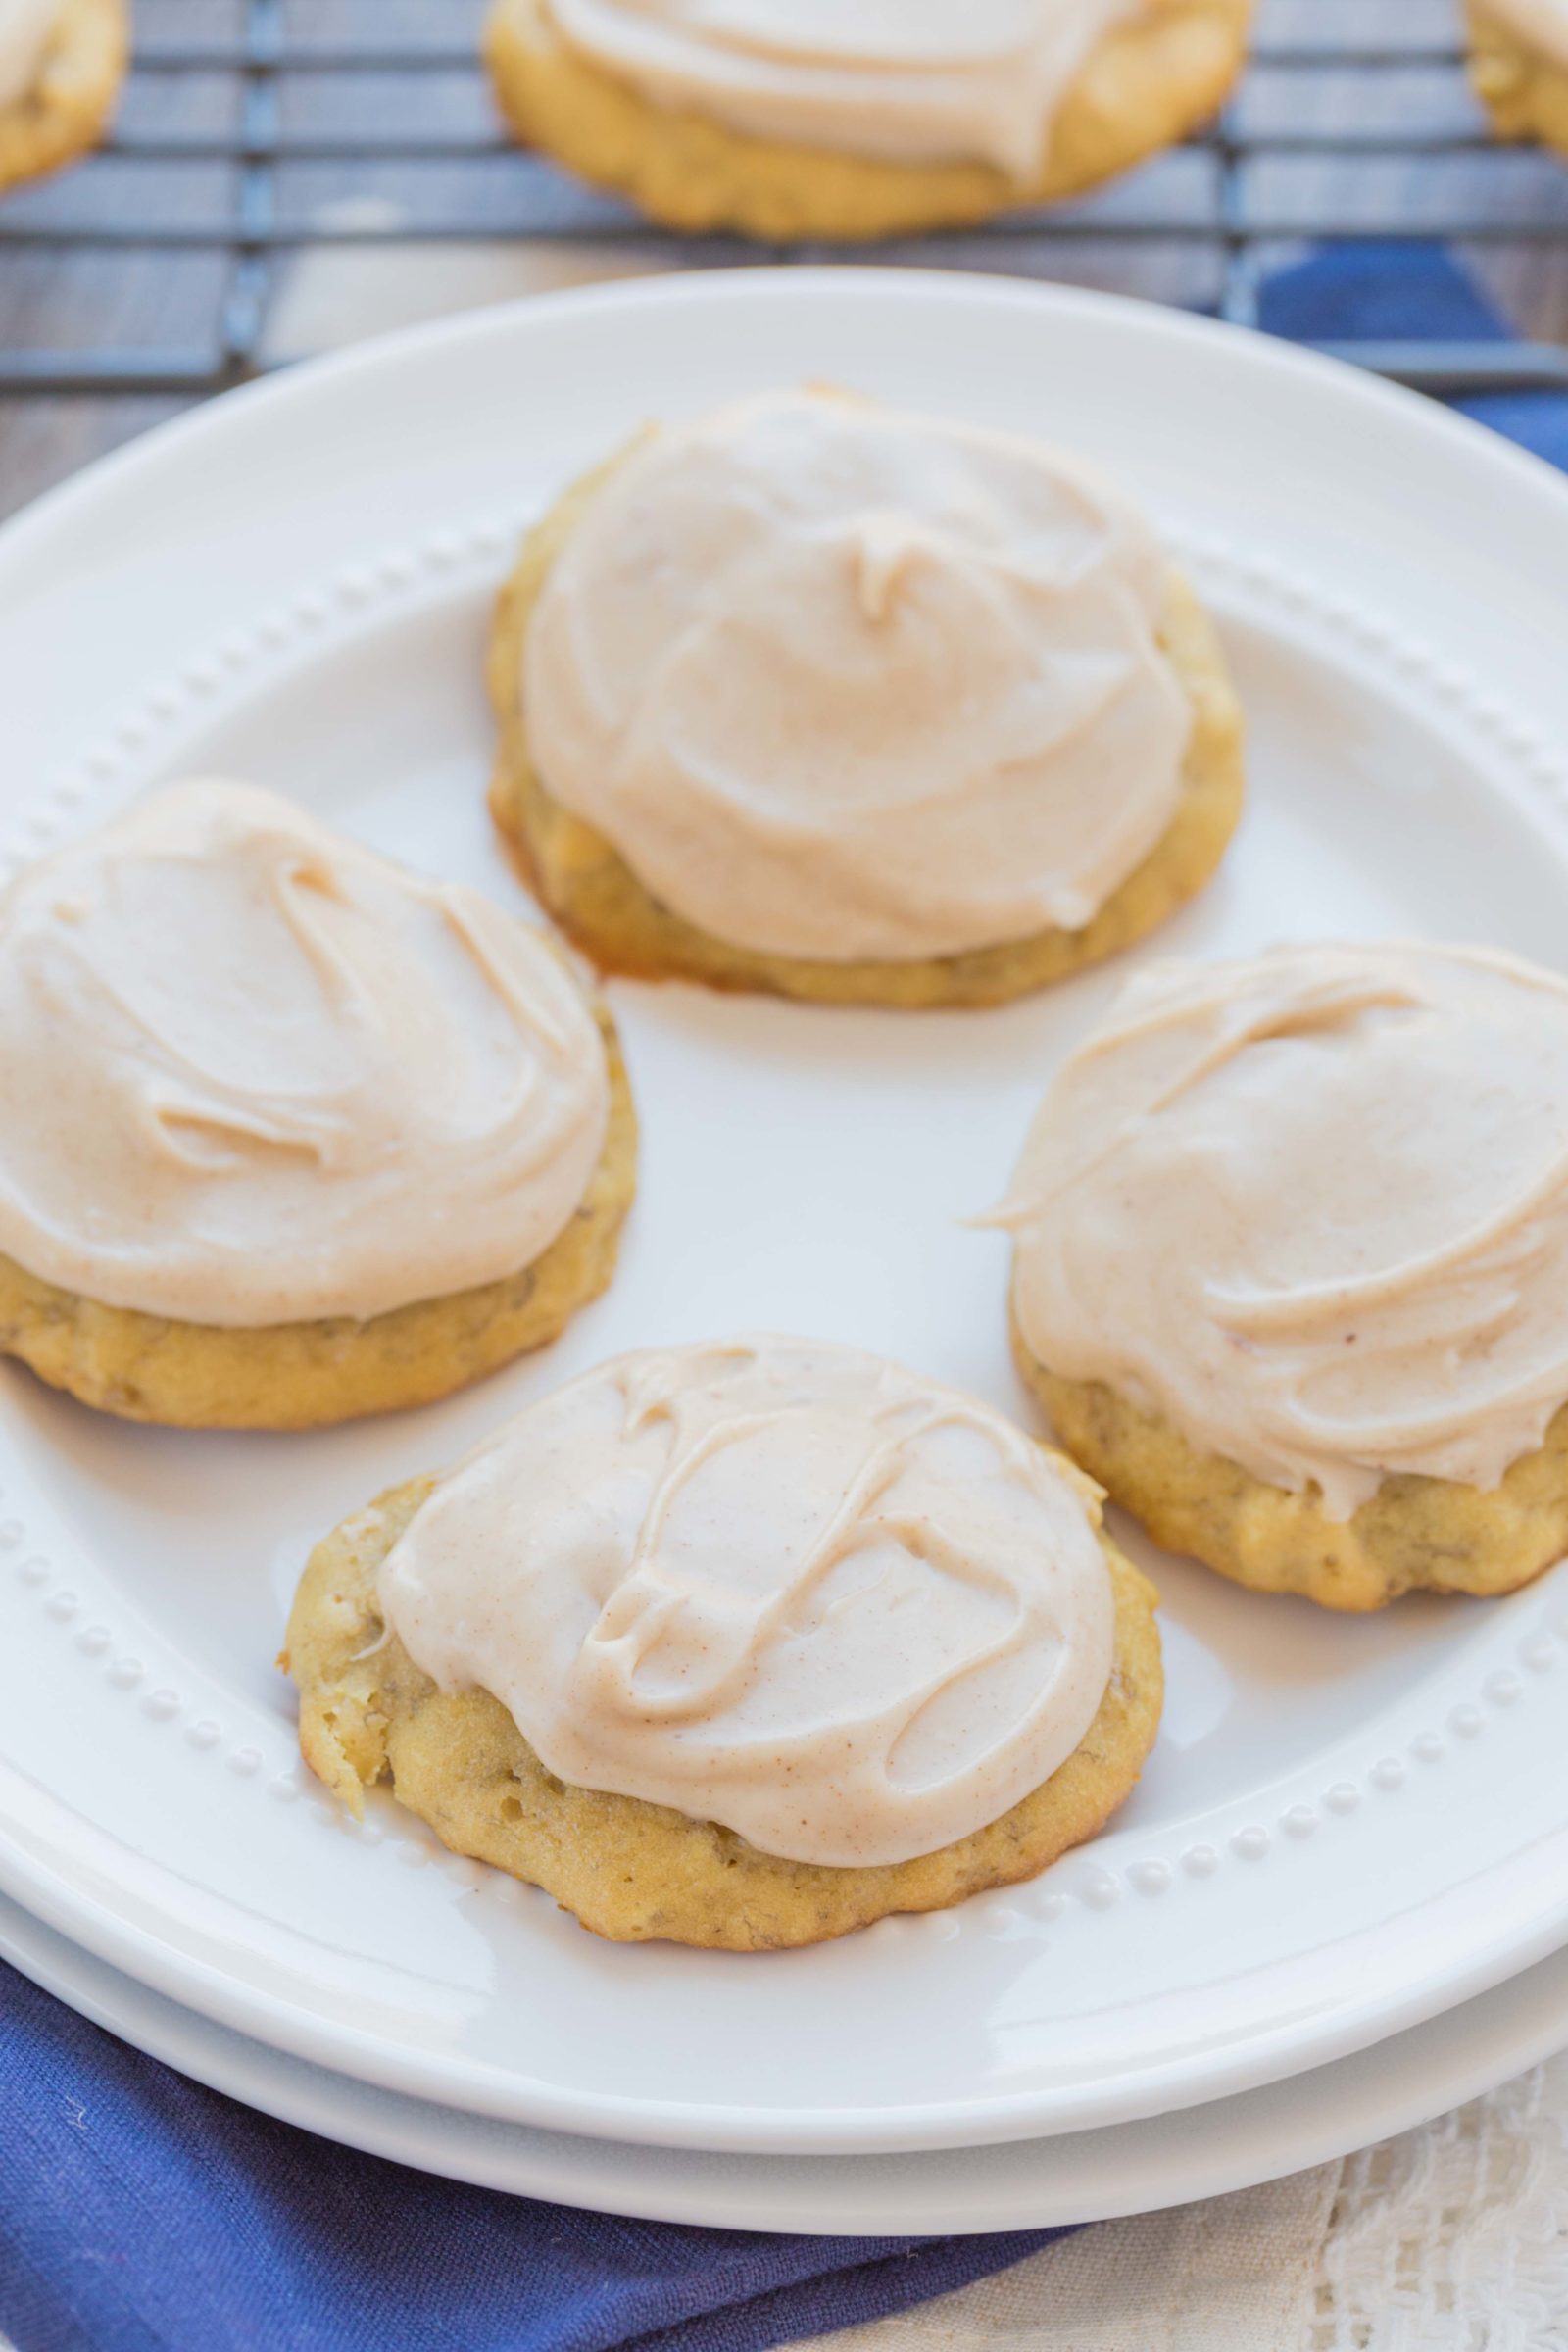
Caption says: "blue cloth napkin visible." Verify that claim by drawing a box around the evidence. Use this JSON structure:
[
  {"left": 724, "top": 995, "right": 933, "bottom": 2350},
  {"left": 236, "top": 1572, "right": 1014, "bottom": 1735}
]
[
  {"left": 1257, "top": 239, "right": 1568, "bottom": 471},
  {"left": 3, "top": 242, "right": 1567, "bottom": 2352},
  {"left": 0, "top": 1971, "right": 1054, "bottom": 2352}
]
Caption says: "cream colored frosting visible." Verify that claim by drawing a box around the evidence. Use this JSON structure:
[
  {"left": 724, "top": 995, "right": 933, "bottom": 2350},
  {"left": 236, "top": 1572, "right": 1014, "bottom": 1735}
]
[
  {"left": 378, "top": 1337, "right": 1116, "bottom": 1869},
  {"left": 524, "top": 389, "right": 1191, "bottom": 964},
  {"left": 0, "top": 0, "right": 60, "bottom": 112},
  {"left": 0, "top": 781, "right": 611, "bottom": 1327},
  {"left": 1003, "top": 942, "right": 1568, "bottom": 1521},
  {"left": 1486, "top": 0, "right": 1568, "bottom": 69},
  {"left": 545, "top": 0, "right": 1144, "bottom": 179}
]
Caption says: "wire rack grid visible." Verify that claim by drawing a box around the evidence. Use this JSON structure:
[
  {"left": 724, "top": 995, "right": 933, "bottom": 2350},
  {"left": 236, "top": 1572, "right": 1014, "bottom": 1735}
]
[{"left": 3, "top": 0, "right": 1568, "bottom": 426}]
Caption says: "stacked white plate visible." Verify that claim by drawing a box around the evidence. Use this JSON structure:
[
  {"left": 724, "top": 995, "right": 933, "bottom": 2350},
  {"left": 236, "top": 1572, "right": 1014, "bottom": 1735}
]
[{"left": 4, "top": 270, "right": 1568, "bottom": 2232}]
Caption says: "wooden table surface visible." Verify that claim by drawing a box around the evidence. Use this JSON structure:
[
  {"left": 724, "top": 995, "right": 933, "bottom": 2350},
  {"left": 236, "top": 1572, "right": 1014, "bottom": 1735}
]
[{"left": 1, "top": 0, "right": 1566, "bottom": 520}]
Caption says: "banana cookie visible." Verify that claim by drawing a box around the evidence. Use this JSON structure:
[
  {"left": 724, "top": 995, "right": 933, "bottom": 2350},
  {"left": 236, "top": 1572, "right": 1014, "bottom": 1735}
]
[
  {"left": 1001, "top": 941, "right": 1568, "bottom": 1611},
  {"left": 489, "top": 388, "right": 1245, "bottom": 1010},
  {"left": 0, "top": 781, "right": 636, "bottom": 1427},
  {"left": 0, "top": 0, "right": 125, "bottom": 195},
  {"left": 483, "top": 0, "right": 1252, "bottom": 242},
  {"left": 1468, "top": 0, "right": 1568, "bottom": 161},
  {"left": 285, "top": 1336, "right": 1162, "bottom": 1949}
]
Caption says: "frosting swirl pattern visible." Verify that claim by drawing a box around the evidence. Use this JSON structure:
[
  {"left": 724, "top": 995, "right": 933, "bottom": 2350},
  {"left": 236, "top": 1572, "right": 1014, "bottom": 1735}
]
[
  {"left": 524, "top": 389, "right": 1191, "bottom": 963},
  {"left": 544, "top": 0, "right": 1143, "bottom": 179},
  {"left": 0, "top": 781, "right": 611, "bottom": 1326},
  {"left": 1004, "top": 942, "right": 1568, "bottom": 1519},
  {"left": 378, "top": 1337, "right": 1116, "bottom": 1868},
  {"left": 0, "top": 0, "right": 60, "bottom": 111}
]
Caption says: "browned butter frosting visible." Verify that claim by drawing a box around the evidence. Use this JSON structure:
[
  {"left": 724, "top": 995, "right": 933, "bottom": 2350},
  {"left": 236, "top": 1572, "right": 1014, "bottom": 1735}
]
[
  {"left": 543, "top": 0, "right": 1145, "bottom": 179},
  {"left": 1002, "top": 941, "right": 1568, "bottom": 1519},
  {"left": 522, "top": 388, "right": 1192, "bottom": 963},
  {"left": 376, "top": 1337, "right": 1117, "bottom": 1868},
  {"left": 0, "top": 0, "right": 59, "bottom": 109},
  {"left": 0, "top": 780, "right": 610, "bottom": 1326},
  {"left": 1484, "top": 0, "right": 1568, "bottom": 66}
]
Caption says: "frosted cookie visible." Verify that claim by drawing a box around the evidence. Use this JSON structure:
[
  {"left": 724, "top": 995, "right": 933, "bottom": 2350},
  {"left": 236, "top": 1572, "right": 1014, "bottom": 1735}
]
[
  {"left": 483, "top": 0, "right": 1253, "bottom": 242},
  {"left": 0, "top": 0, "right": 125, "bottom": 195},
  {"left": 489, "top": 389, "right": 1245, "bottom": 1010},
  {"left": 0, "top": 781, "right": 635, "bottom": 1428},
  {"left": 1001, "top": 942, "right": 1568, "bottom": 1611},
  {"left": 284, "top": 1337, "right": 1162, "bottom": 1949},
  {"left": 1468, "top": 0, "right": 1568, "bottom": 159}
]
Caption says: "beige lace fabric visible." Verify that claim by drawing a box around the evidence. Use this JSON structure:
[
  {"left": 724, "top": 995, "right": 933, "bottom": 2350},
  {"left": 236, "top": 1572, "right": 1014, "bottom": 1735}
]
[
  {"left": 787, "top": 2054, "right": 1568, "bottom": 2350},
  {"left": 1309, "top": 2061, "right": 1568, "bottom": 2350}
]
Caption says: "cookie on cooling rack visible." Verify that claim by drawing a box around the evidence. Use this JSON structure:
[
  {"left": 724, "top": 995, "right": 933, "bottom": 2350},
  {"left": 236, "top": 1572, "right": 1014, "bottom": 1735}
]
[
  {"left": 482, "top": 0, "right": 1253, "bottom": 242},
  {"left": 284, "top": 1336, "right": 1162, "bottom": 1950},
  {"left": 488, "top": 386, "right": 1245, "bottom": 1010},
  {"left": 0, "top": 779, "right": 636, "bottom": 1428},
  {"left": 1000, "top": 940, "right": 1568, "bottom": 1611},
  {"left": 0, "top": 0, "right": 125, "bottom": 195},
  {"left": 1468, "top": 0, "right": 1568, "bottom": 160}
]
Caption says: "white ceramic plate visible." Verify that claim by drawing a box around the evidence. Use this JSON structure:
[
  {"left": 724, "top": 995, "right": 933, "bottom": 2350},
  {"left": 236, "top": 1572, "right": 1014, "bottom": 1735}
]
[
  {"left": 7, "top": 1882, "right": 1568, "bottom": 2231},
  {"left": 4, "top": 271, "right": 1568, "bottom": 2161}
]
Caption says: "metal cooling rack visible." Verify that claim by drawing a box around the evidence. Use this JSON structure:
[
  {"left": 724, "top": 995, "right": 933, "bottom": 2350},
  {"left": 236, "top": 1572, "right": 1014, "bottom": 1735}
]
[{"left": 3, "top": 0, "right": 1568, "bottom": 407}]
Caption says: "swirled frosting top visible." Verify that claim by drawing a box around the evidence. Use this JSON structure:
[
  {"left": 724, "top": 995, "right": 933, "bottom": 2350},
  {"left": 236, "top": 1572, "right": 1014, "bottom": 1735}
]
[
  {"left": 0, "top": 0, "right": 61, "bottom": 111},
  {"left": 1484, "top": 0, "right": 1568, "bottom": 69},
  {"left": 545, "top": 0, "right": 1143, "bottom": 179},
  {"left": 377, "top": 1337, "right": 1117, "bottom": 1868},
  {"left": 523, "top": 389, "right": 1191, "bottom": 964},
  {"left": 0, "top": 781, "right": 611, "bottom": 1326},
  {"left": 1003, "top": 941, "right": 1568, "bottom": 1519}
]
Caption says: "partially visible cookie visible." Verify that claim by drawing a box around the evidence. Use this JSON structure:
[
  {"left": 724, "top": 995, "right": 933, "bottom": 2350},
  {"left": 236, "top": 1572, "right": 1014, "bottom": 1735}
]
[
  {"left": 1016, "top": 1341, "right": 1568, "bottom": 1613},
  {"left": 489, "top": 389, "right": 1245, "bottom": 1010},
  {"left": 0, "top": 781, "right": 636, "bottom": 1428},
  {"left": 285, "top": 1339, "right": 1163, "bottom": 1949},
  {"left": 484, "top": 0, "right": 1252, "bottom": 242},
  {"left": 0, "top": 0, "right": 125, "bottom": 196},
  {"left": 1468, "top": 1, "right": 1568, "bottom": 159},
  {"left": 1002, "top": 941, "right": 1568, "bottom": 1611}
]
